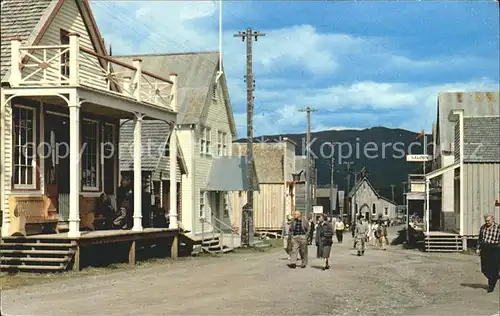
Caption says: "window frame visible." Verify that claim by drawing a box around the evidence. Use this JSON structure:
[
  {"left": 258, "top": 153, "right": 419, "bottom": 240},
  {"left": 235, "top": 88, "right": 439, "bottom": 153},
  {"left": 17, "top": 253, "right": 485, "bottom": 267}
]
[
  {"left": 384, "top": 206, "right": 389, "bottom": 216},
  {"left": 217, "top": 130, "right": 223, "bottom": 156},
  {"left": 81, "top": 119, "right": 100, "bottom": 191},
  {"left": 372, "top": 203, "right": 376, "bottom": 215},
  {"left": 223, "top": 193, "right": 229, "bottom": 217},
  {"left": 12, "top": 105, "right": 37, "bottom": 190},
  {"left": 200, "top": 126, "right": 212, "bottom": 155},
  {"left": 222, "top": 132, "right": 227, "bottom": 156}
]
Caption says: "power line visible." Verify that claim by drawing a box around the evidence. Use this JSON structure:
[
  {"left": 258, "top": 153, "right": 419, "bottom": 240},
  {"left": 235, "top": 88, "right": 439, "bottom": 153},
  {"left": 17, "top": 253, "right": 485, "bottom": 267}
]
[{"left": 234, "top": 28, "right": 265, "bottom": 247}]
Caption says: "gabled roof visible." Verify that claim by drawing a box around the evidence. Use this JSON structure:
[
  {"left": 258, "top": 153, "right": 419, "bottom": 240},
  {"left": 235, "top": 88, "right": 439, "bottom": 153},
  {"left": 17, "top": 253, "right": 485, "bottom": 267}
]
[
  {"left": 463, "top": 116, "right": 500, "bottom": 163},
  {"left": 436, "top": 92, "right": 499, "bottom": 154},
  {"left": 113, "top": 52, "right": 237, "bottom": 136},
  {"left": 348, "top": 177, "right": 397, "bottom": 206},
  {"left": 119, "top": 120, "right": 187, "bottom": 174},
  {"left": 1, "top": 0, "right": 108, "bottom": 81}
]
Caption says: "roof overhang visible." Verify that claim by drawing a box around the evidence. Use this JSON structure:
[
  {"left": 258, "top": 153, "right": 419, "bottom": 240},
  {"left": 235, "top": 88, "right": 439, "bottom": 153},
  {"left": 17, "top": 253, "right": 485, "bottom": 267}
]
[
  {"left": 205, "top": 156, "right": 259, "bottom": 191},
  {"left": 425, "top": 162, "right": 460, "bottom": 180}
]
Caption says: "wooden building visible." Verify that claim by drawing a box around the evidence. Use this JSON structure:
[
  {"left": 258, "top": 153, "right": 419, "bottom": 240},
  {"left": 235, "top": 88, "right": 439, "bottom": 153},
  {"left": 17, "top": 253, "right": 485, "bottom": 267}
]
[
  {"left": 316, "top": 186, "right": 339, "bottom": 215},
  {"left": 426, "top": 109, "right": 500, "bottom": 248},
  {"left": 349, "top": 176, "right": 397, "bottom": 223},
  {"left": 294, "top": 155, "right": 317, "bottom": 216},
  {"left": 231, "top": 139, "right": 296, "bottom": 232}
]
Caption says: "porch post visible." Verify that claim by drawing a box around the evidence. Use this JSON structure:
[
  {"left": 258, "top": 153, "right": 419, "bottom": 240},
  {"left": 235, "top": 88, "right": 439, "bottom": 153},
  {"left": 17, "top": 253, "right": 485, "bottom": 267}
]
[
  {"left": 9, "top": 38, "right": 22, "bottom": 86},
  {"left": 68, "top": 92, "right": 81, "bottom": 237},
  {"left": 0, "top": 90, "right": 8, "bottom": 236},
  {"left": 169, "top": 126, "right": 178, "bottom": 229},
  {"left": 132, "top": 114, "right": 143, "bottom": 231},
  {"left": 68, "top": 33, "right": 80, "bottom": 86}
]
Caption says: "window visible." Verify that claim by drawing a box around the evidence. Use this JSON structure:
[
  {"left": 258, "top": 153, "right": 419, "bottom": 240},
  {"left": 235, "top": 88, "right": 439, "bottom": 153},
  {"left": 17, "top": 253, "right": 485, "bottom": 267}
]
[
  {"left": 103, "top": 124, "right": 115, "bottom": 194},
  {"left": 355, "top": 203, "right": 359, "bottom": 215},
  {"left": 82, "top": 120, "right": 99, "bottom": 190},
  {"left": 372, "top": 203, "right": 376, "bottom": 215},
  {"left": 200, "top": 127, "right": 211, "bottom": 155},
  {"left": 384, "top": 207, "right": 388, "bottom": 216},
  {"left": 200, "top": 190, "right": 206, "bottom": 217},
  {"left": 60, "top": 29, "right": 70, "bottom": 78},
  {"left": 222, "top": 133, "right": 227, "bottom": 155},
  {"left": 13, "top": 106, "right": 36, "bottom": 189}
]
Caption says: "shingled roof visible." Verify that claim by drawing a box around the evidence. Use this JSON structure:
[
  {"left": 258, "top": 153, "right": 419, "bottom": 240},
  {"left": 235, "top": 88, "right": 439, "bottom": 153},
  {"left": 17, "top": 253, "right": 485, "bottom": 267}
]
[
  {"left": 119, "top": 120, "right": 186, "bottom": 174},
  {"left": 0, "top": 0, "right": 55, "bottom": 79},
  {"left": 113, "top": 53, "right": 236, "bottom": 135},
  {"left": 463, "top": 116, "right": 500, "bottom": 163}
]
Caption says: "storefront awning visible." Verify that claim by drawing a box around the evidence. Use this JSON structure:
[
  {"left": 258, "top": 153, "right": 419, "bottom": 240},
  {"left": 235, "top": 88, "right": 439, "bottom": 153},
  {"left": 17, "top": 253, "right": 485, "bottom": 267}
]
[{"left": 206, "top": 156, "right": 259, "bottom": 191}]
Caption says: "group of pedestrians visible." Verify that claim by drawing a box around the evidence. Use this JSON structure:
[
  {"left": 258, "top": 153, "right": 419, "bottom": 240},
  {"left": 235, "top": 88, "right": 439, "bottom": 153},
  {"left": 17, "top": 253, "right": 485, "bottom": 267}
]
[{"left": 282, "top": 211, "right": 386, "bottom": 270}]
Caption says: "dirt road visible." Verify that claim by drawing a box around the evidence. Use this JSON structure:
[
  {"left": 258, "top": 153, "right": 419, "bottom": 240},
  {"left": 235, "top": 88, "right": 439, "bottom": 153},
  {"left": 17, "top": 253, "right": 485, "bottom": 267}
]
[{"left": 2, "top": 232, "right": 499, "bottom": 316}]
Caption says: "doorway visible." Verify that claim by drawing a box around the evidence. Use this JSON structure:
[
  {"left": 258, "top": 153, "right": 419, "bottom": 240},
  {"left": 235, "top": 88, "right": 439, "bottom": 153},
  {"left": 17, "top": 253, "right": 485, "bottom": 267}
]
[
  {"left": 44, "top": 113, "right": 70, "bottom": 221},
  {"left": 211, "top": 192, "right": 222, "bottom": 230}
]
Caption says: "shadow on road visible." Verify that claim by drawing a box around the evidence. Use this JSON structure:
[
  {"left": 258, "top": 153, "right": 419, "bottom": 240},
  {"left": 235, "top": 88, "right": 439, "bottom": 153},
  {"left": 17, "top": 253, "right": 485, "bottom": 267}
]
[
  {"left": 310, "top": 265, "right": 324, "bottom": 270},
  {"left": 460, "top": 283, "right": 489, "bottom": 290}
]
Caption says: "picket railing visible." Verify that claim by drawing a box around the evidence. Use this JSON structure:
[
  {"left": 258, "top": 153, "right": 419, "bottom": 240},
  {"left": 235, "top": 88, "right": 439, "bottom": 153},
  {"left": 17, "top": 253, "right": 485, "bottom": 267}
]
[{"left": 8, "top": 34, "right": 175, "bottom": 110}]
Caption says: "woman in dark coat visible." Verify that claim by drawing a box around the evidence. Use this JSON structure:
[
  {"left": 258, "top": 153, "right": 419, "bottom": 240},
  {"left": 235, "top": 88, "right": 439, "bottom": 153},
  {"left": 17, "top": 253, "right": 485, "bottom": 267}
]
[{"left": 316, "top": 215, "right": 334, "bottom": 270}]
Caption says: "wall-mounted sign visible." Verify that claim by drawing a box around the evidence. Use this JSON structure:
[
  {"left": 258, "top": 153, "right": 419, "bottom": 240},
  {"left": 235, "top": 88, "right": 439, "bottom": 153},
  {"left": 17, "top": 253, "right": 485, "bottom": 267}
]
[
  {"left": 410, "top": 183, "right": 426, "bottom": 193},
  {"left": 313, "top": 206, "right": 323, "bottom": 214},
  {"left": 406, "top": 154, "right": 433, "bottom": 162}
]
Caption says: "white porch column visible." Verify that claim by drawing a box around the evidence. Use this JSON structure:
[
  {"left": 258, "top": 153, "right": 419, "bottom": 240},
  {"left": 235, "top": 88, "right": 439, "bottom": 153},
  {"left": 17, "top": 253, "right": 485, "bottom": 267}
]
[
  {"left": 132, "top": 114, "right": 143, "bottom": 231},
  {"left": 68, "top": 92, "right": 81, "bottom": 237},
  {"left": 9, "top": 37, "right": 22, "bottom": 86},
  {"left": 68, "top": 33, "right": 80, "bottom": 86},
  {"left": 1, "top": 89, "right": 8, "bottom": 236},
  {"left": 169, "top": 126, "right": 178, "bottom": 229}
]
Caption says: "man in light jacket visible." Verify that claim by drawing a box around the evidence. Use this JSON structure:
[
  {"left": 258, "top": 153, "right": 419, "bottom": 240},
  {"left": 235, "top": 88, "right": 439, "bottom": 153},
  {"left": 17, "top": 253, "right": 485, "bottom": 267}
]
[{"left": 335, "top": 218, "right": 345, "bottom": 243}]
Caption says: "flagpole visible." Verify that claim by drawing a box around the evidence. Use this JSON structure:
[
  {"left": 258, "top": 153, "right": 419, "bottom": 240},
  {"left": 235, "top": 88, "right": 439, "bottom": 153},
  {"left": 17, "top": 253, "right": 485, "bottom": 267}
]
[{"left": 423, "top": 130, "right": 429, "bottom": 235}]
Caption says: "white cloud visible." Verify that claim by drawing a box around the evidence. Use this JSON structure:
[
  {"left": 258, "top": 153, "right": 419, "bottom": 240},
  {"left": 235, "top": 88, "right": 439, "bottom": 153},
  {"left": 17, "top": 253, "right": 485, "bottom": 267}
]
[{"left": 90, "top": 1, "right": 498, "bottom": 137}]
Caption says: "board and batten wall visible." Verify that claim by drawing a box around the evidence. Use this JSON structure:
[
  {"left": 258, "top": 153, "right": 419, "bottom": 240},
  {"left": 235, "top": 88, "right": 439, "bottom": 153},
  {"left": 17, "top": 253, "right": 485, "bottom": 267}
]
[
  {"left": 231, "top": 184, "right": 286, "bottom": 231},
  {"left": 462, "top": 163, "right": 500, "bottom": 236}
]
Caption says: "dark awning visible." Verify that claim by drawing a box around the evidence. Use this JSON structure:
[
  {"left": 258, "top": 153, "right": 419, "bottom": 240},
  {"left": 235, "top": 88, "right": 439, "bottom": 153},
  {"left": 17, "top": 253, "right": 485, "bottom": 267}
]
[{"left": 206, "top": 156, "right": 259, "bottom": 191}]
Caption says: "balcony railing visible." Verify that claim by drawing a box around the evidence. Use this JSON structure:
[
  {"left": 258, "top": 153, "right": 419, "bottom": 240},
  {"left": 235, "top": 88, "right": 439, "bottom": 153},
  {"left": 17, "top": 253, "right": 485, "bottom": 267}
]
[{"left": 7, "top": 34, "right": 176, "bottom": 110}]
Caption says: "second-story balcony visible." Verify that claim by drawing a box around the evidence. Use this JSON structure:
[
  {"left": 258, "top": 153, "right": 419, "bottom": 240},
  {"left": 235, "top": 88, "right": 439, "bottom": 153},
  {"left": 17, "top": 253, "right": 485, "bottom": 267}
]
[{"left": 5, "top": 34, "right": 175, "bottom": 112}]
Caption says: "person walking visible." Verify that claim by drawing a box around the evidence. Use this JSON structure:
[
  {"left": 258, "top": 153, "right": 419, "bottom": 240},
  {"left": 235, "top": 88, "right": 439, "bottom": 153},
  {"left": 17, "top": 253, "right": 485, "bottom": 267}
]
[
  {"left": 335, "top": 218, "right": 345, "bottom": 243},
  {"left": 281, "top": 214, "right": 293, "bottom": 259},
  {"left": 477, "top": 214, "right": 500, "bottom": 293},
  {"left": 288, "top": 210, "right": 310, "bottom": 269},
  {"left": 316, "top": 215, "right": 334, "bottom": 270},
  {"left": 355, "top": 217, "right": 369, "bottom": 256},
  {"left": 307, "top": 217, "right": 315, "bottom": 245},
  {"left": 377, "top": 220, "right": 388, "bottom": 250}
]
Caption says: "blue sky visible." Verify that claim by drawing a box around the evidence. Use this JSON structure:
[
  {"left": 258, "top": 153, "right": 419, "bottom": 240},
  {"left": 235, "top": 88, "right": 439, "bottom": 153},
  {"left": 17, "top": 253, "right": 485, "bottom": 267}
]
[{"left": 91, "top": 1, "right": 499, "bottom": 137}]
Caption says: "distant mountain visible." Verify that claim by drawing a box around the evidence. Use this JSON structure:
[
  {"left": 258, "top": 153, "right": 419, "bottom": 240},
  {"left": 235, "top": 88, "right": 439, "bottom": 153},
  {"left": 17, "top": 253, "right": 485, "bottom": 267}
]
[{"left": 236, "top": 127, "right": 433, "bottom": 205}]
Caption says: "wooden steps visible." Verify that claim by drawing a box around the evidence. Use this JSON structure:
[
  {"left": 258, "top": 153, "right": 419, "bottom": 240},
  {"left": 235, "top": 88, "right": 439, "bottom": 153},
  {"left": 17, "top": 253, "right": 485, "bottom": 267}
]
[
  {"left": 0, "top": 238, "right": 76, "bottom": 272},
  {"left": 424, "top": 233, "right": 462, "bottom": 252}
]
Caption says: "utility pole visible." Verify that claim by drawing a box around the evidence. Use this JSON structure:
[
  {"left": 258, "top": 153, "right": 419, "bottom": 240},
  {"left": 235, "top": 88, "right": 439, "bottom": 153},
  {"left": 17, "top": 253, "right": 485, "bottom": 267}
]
[
  {"left": 343, "top": 161, "right": 353, "bottom": 223},
  {"left": 234, "top": 28, "right": 265, "bottom": 247},
  {"left": 330, "top": 143, "right": 335, "bottom": 216},
  {"left": 299, "top": 106, "right": 317, "bottom": 220},
  {"left": 390, "top": 184, "right": 396, "bottom": 202}
]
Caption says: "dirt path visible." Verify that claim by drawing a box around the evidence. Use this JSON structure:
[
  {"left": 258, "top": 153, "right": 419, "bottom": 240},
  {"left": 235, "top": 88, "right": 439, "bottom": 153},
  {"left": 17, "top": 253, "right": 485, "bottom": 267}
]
[{"left": 1, "top": 232, "right": 499, "bottom": 316}]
